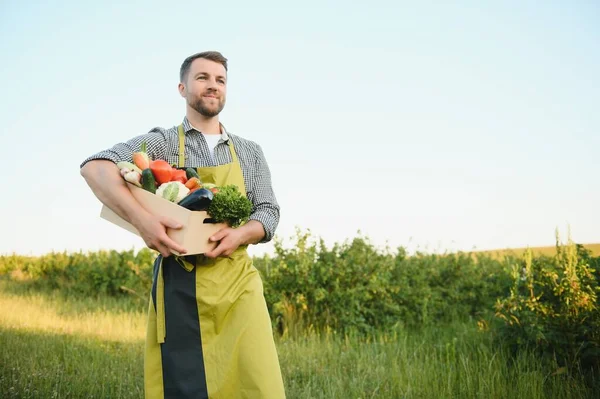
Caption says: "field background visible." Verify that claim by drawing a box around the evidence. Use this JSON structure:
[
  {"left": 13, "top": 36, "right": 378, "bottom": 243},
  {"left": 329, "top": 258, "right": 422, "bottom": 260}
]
[
  {"left": 472, "top": 243, "right": 600, "bottom": 258},
  {"left": 1, "top": 233, "right": 598, "bottom": 398}
]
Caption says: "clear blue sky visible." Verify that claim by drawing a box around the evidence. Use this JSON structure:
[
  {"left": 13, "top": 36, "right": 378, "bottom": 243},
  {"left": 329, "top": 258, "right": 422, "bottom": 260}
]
[{"left": 1, "top": 0, "right": 598, "bottom": 257}]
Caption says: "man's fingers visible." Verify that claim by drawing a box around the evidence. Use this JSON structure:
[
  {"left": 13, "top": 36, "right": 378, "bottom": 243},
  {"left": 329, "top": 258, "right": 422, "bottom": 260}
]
[
  {"left": 155, "top": 242, "right": 171, "bottom": 258},
  {"left": 161, "top": 235, "right": 187, "bottom": 255},
  {"left": 205, "top": 242, "right": 225, "bottom": 258},
  {"left": 160, "top": 216, "right": 183, "bottom": 230},
  {"left": 147, "top": 242, "right": 168, "bottom": 257},
  {"left": 210, "top": 227, "right": 230, "bottom": 242},
  {"left": 204, "top": 248, "right": 218, "bottom": 258}
]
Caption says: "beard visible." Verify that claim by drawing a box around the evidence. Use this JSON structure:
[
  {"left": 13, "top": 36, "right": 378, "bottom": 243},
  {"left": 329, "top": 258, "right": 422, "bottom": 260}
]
[{"left": 189, "top": 94, "right": 225, "bottom": 117}]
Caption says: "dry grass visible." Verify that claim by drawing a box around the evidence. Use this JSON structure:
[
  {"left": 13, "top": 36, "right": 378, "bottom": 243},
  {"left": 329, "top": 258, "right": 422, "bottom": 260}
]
[
  {"left": 471, "top": 243, "right": 600, "bottom": 259},
  {"left": 0, "top": 283, "right": 146, "bottom": 344}
]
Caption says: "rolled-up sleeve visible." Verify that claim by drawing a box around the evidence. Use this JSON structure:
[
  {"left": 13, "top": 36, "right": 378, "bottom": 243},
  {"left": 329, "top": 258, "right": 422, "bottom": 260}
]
[
  {"left": 247, "top": 144, "right": 280, "bottom": 243},
  {"left": 79, "top": 129, "right": 168, "bottom": 169}
]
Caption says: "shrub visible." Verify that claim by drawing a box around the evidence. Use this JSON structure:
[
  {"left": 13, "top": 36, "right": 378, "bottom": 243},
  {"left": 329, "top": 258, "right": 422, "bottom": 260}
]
[
  {"left": 256, "top": 228, "right": 512, "bottom": 336},
  {"left": 494, "top": 229, "right": 600, "bottom": 372}
]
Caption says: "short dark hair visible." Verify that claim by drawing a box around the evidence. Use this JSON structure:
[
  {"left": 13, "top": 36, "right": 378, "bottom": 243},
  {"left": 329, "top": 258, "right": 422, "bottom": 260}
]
[{"left": 180, "top": 51, "right": 228, "bottom": 82}]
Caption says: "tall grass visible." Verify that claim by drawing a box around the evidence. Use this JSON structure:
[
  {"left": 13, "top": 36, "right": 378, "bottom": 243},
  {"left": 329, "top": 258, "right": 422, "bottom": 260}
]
[
  {"left": 0, "top": 281, "right": 595, "bottom": 399},
  {"left": 278, "top": 326, "right": 593, "bottom": 399}
]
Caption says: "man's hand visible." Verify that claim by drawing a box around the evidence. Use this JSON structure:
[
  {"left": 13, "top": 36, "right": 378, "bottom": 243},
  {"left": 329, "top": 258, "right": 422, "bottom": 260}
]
[
  {"left": 204, "top": 227, "right": 245, "bottom": 258},
  {"left": 204, "top": 220, "right": 266, "bottom": 258},
  {"left": 134, "top": 211, "right": 187, "bottom": 258}
]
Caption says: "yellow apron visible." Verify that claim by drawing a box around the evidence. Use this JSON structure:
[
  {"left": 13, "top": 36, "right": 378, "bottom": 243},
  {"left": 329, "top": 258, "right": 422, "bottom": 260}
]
[{"left": 144, "top": 125, "right": 286, "bottom": 398}]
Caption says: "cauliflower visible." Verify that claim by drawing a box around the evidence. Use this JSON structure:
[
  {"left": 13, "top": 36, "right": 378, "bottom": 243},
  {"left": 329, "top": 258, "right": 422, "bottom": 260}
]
[{"left": 156, "top": 181, "right": 190, "bottom": 203}]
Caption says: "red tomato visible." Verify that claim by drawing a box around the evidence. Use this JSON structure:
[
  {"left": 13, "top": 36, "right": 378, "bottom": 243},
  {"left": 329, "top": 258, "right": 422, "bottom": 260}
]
[
  {"left": 149, "top": 160, "right": 173, "bottom": 185},
  {"left": 171, "top": 169, "right": 188, "bottom": 184}
]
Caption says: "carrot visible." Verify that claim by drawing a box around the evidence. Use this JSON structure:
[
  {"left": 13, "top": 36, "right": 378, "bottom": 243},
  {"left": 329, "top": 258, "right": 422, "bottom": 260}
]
[
  {"left": 133, "top": 142, "right": 150, "bottom": 170},
  {"left": 185, "top": 177, "right": 202, "bottom": 190}
]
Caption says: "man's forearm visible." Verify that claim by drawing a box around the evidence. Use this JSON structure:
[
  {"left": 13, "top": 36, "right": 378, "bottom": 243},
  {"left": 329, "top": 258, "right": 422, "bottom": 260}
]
[
  {"left": 238, "top": 220, "right": 267, "bottom": 245},
  {"left": 248, "top": 208, "right": 279, "bottom": 243},
  {"left": 80, "top": 160, "right": 149, "bottom": 227}
]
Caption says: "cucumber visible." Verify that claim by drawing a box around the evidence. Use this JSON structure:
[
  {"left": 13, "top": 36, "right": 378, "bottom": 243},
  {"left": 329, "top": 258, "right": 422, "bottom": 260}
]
[
  {"left": 186, "top": 167, "right": 201, "bottom": 181},
  {"left": 117, "top": 161, "right": 142, "bottom": 175},
  {"left": 141, "top": 168, "right": 157, "bottom": 194}
]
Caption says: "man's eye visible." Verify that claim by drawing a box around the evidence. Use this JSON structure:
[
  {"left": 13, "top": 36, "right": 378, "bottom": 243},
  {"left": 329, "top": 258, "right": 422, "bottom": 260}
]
[{"left": 197, "top": 76, "right": 206, "bottom": 80}]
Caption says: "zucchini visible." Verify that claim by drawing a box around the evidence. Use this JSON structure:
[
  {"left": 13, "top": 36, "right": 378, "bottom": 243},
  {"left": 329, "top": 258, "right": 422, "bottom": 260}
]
[
  {"left": 141, "top": 168, "right": 157, "bottom": 194},
  {"left": 186, "top": 167, "right": 201, "bottom": 181}
]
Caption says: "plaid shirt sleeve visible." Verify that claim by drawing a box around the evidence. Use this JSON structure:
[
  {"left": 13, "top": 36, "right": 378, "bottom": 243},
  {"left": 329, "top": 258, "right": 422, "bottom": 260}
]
[
  {"left": 79, "top": 129, "right": 168, "bottom": 169},
  {"left": 246, "top": 143, "right": 280, "bottom": 243}
]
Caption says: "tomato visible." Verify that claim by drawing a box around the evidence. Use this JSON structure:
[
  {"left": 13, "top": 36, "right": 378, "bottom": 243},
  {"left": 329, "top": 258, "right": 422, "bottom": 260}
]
[
  {"left": 171, "top": 169, "right": 188, "bottom": 184},
  {"left": 149, "top": 160, "right": 173, "bottom": 185}
]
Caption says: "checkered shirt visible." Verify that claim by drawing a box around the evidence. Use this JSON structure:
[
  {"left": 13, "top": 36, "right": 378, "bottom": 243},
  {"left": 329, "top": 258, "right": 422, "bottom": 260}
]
[{"left": 80, "top": 117, "right": 280, "bottom": 243}]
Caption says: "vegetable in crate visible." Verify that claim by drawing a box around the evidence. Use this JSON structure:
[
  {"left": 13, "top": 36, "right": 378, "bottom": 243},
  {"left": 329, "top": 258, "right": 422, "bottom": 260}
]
[
  {"left": 150, "top": 160, "right": 173, "bottom": 185},
  {"left": 202, "top": 183, "right": 219, "bottom": 194},
  {"left": 156, "top": 181, "right": 189, "bottom": 203},
  {"left": 185, "top": 177, "right": 202, "bottom": 191},
  {"left": 141, "top": 168, "right": 157, "bottom": 193},
  {"left": 171, "top": 169, "right": 188, "bottom": 184},
  {"left": 117, "top": 161, "right": 142, "bottom": 174},
  {"left": 178, "top": 188, "right": 213, "bottom": 211},
  {"left": 133, "top": 142, "right": 150, "bottom": 170},
  {"left": 186, "top": 168, "right": 201, "bottom": 180},
  {"left": 117, "top": 162, "right": 142, "bottom": 187},
  {"left": 123, "top": 170, "right": 142, "bottom": 187},
  {"left": 207, "top": 185, "right": 252, "bottom": 228}
]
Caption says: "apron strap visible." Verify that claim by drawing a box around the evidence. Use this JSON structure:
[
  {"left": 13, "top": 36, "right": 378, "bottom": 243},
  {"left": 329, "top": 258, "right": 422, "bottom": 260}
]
[
  {"left": 177, "top": 124, "right": 186, "bottom": 168},
  {"left": 180, "top": 122, "right": 240, "bottom": 168},
  {"left": 228, "top": 137, "right": 239, "bottom": 164},
  {"left": 156, "top": 258, "right": 166, "bottom": 344}
]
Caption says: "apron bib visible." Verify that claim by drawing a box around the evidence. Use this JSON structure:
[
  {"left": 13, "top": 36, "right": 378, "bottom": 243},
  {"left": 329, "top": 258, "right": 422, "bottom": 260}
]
[{"left": 143, "top": 125, "right": 286, "bottom": 398}]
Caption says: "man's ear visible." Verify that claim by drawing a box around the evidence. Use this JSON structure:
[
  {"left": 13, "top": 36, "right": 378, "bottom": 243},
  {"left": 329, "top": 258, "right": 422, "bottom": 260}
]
[{"left": 178, "top": 82, "right": 186, "bottom": 98}]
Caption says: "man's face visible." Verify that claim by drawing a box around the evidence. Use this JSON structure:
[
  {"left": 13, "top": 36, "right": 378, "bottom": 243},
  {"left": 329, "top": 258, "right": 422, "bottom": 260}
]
[{"left": 181, "top": 58, "right": 227, "bottom": 117}]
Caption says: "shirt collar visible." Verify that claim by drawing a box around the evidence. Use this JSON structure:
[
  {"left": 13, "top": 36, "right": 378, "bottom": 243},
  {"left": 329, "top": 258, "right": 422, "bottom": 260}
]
[{"left": 182, "top": 116, "right": 230, "bottom": 143}]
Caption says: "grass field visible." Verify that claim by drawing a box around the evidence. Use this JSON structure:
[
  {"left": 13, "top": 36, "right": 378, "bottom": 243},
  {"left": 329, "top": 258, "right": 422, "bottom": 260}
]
[{"left": 0, "top": 281, "right": 596, "bottom": 399}]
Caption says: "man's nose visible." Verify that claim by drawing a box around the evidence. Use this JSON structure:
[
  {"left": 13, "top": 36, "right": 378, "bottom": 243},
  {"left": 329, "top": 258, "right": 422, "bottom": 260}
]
[{"left": 206, "top": 78, "right": 218, "bottom": 89}]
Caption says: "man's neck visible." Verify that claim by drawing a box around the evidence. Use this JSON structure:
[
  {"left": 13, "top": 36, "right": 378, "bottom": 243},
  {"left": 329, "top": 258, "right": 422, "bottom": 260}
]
[{"left": 186, "top": 108, "right": 221, "bottom": 135}]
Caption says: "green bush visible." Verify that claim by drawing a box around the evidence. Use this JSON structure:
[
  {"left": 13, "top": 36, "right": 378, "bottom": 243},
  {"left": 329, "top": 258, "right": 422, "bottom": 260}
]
[
  {"left": 494, "top": 229, "right": 600, "bottom": 372},
  {"left": 0, "top": 248, "right": 156, "bottom": 303},
  {"left": 389, "top": 250, "right": 513, "bottom": 327},
  {"left": 255, "top": 228, "right": 513, "bottom": 336}
]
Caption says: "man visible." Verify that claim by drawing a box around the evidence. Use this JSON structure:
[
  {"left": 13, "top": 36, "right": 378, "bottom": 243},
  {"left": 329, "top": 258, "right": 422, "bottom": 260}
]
[{"left": 80, "top": 51, "right": 286, "bottom": 399}]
